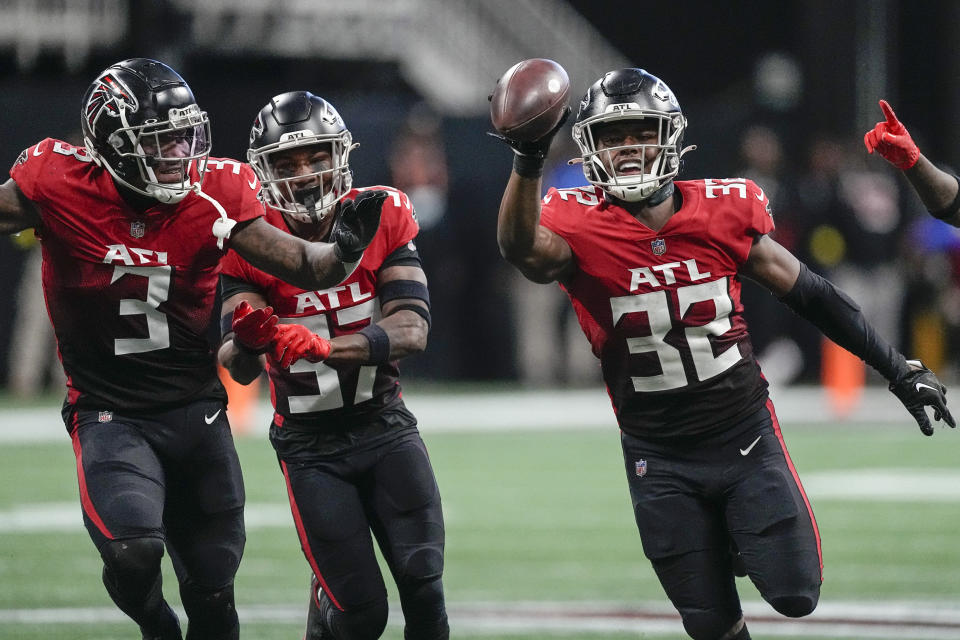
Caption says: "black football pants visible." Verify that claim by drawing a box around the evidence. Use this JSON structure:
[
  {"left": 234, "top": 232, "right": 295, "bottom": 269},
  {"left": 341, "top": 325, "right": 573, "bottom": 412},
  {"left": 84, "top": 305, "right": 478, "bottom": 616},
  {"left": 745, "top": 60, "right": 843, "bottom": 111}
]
[
  {"left": 68, "top": 400, "right": 245, "bottom": 637},
  {"left": 621, "top": 401, "right": 821, "bottom": 640},
  {"left": 273, "top": 425, "right": 448, "bottom": 639}
]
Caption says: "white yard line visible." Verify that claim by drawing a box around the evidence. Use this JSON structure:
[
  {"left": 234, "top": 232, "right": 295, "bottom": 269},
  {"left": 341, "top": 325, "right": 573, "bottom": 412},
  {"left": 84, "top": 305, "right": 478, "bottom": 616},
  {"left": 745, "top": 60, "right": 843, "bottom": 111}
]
[{"left": 5, "top": 467, "right": 960, "bottom": 535}]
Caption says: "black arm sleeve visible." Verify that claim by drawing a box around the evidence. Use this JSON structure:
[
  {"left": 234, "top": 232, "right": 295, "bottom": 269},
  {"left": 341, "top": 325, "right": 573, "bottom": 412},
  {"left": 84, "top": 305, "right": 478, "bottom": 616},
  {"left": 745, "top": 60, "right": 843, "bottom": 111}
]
[
  {"left": 779, "top": 263, "right": 911, "bottom": 382},
  {"left": 220, "top": 273, "right": 263, "bottom": 301}
]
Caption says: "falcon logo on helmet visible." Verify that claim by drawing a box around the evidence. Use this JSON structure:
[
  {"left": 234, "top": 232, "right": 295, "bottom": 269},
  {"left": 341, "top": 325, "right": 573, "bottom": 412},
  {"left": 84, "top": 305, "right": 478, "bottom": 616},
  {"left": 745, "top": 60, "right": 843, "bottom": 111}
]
[
  {"left": 250, "top": 116, "right": 264, "bottom": 145},
  {"left": 80, "top": 58, "right": 212, "bottom": 204},
  {"left": 84, "top": 73, "right": 138, "bottom": 132}
]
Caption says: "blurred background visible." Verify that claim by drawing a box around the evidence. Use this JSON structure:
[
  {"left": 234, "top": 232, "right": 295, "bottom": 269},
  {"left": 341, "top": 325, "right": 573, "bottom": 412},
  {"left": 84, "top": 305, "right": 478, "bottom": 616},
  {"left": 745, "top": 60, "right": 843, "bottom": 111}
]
[
  {"left": 4, "top": 4, "right": 960, "bottom": 639},
  {"left": 2, "top": 0, "right": 960, "bottom": 401}
]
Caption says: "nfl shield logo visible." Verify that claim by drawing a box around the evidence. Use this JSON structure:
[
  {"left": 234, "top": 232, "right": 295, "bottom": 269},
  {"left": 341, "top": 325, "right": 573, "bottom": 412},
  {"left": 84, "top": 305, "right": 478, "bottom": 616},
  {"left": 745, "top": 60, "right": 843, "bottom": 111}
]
[
  {"left": 635, "top": 459, "right": 647, "bottom": 477},
  {"left": 98, "top": 411, "right": 113, "bottom": 423},
  {"left": 131, "top": 220, "right": 145, "bottom": 238},
  {"left": 651, "top": 238, "right": 666, "bottom": 255}
]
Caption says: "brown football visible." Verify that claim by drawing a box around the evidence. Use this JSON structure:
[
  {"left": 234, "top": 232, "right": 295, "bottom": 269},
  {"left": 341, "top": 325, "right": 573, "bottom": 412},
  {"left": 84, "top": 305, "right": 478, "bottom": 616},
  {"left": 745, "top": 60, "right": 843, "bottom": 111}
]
[{"left": 489, "top": 58, "right": 570, "bottom": 141}]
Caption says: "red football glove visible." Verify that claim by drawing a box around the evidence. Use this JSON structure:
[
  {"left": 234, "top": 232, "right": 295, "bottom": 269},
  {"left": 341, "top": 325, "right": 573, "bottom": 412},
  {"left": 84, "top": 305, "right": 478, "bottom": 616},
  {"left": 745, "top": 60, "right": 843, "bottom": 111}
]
[
  {"left": 272, "top": 324, "right": 332, "bottom": 368},
  {"left": 864, "top": 99, "right": 920, "bottom": 170},
  {"left": 231, "top": 300, "right": 279, "bottom": 354}
]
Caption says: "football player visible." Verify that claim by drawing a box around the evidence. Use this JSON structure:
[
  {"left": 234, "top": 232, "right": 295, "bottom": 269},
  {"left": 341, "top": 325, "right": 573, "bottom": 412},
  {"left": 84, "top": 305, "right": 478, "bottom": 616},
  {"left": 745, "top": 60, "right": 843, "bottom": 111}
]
[
  {"left": 0, "top": 59, "right": 384, "bottom": 640},
  {"left": 218, "top": 91, "right": 447, "bottom": 640},
  {"left": 492, "top": 68, "right": 955, "bottom": 640},
  {"left": 865, "top": 99, "right": 960, "bottom": 225}
]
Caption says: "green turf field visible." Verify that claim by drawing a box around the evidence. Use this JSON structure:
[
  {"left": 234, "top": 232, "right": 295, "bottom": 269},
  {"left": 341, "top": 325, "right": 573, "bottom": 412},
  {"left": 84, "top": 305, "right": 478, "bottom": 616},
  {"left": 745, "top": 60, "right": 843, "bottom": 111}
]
[{"left": 1, "top": 410, "right": 959, "bottom": 639}]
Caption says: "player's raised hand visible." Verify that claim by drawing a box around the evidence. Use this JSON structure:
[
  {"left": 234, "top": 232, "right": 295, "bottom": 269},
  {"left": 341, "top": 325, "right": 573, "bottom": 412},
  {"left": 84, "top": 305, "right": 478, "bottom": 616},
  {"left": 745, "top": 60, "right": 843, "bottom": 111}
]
[
  {"left": 888, "top": 360, "right": 956, "bottom": 435},
  {"left": 231, "top": 300, "right": 279, "bottom": 354},
  {"left": 864, "top": 100, "right": 920, "bottom": 170},
  {"left": 332, "top": 190, "right": 386, "bottom": 263},
  {"left": 271, "top": 324, "right": 331, "bottom": 368},
  {"left": 489, "top": 107, "right": 571, "bottom": 160}
]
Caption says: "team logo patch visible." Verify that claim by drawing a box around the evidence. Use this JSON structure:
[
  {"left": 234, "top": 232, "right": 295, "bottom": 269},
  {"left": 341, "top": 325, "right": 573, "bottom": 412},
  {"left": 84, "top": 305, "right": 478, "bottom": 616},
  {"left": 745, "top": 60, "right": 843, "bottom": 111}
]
[
  {"left": 98, "top": 411, "right": 113, "bottom": 423},
  {"left": 635, "top": 459, "right": 647, "bottom": 477},
  {"left": 651, "top": 238, "right": 666, "bottom": 255},
  {"left": 130, "top": 220, "right": 145, "bottom": 238},
  {"left": 84, "top": 72, "right": 138, "bottom": 132}
]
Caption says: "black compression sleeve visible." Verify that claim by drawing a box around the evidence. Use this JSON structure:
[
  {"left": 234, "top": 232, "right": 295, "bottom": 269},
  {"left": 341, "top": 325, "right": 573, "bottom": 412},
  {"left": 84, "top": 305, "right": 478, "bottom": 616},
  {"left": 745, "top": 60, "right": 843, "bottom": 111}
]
[{"left": 780, "top": 263, "right": 910, "bottom": 382}]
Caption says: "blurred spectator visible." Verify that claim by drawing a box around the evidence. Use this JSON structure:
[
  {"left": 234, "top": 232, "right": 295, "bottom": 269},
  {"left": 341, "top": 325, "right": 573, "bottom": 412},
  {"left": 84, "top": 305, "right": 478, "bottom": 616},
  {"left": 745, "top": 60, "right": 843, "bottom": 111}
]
[
  {"left": 6, "top": 231, "right": 64, "bottom": 397},
  {"left": 794, "top": 136, "right": 907, "bottom": 380},
  {"left": 387, "top": 107, "right": 462, "bottom": 379},
  {"left": 735, "top": 124, "right": 810, "bottom": 385}
]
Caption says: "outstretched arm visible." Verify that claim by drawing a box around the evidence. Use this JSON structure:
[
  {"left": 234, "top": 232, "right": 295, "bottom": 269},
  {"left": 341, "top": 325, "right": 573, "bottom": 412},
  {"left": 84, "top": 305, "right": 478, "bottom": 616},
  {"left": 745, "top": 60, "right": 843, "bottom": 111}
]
[
  {"left": 742, "top": 234, "right": 954, "bottom": 434},
  {"left": 864, "top": 100, "right": 960, "bottom": 226},
  {"left": 229, "top": 191, "right": 387, "bottom": 290},
  {"left": 0, "top": 179, "right": 40, "bottom": 235}
]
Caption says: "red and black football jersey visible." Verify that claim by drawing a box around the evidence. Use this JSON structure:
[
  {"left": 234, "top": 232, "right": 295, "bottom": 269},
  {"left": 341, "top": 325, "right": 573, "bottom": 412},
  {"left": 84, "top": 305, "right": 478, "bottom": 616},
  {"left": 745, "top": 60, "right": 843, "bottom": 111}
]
[
  {"left": 220, "top": 186, "right": 419, "bottom": 427},
  {"left": 10, "top": 138, "right": 264, "bottom": 411},
  {"left": 540, "top": 179, "right": 775, "bottom": 440}
]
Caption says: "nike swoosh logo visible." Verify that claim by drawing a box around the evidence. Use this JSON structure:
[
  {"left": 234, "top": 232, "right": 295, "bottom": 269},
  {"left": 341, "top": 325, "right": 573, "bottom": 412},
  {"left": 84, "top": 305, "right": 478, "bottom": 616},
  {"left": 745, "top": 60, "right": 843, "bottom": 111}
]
[
  {"left": 204, "top": 409, "right": 222, "bottom": 424},
  {"left": 916, "top": 382, "right": 938, "bottom": 393},
  {"left": 755, "top": 189, "right": 765, "bottom": 201},
  {"left": 739, "top": 435, "right": 762, "bottom": 456},
  {"left": 32, "top": 144, "right": 43, "bottom": 156},
  {"left": 248, "top": 178, "right": 258, "bottom": 190}
]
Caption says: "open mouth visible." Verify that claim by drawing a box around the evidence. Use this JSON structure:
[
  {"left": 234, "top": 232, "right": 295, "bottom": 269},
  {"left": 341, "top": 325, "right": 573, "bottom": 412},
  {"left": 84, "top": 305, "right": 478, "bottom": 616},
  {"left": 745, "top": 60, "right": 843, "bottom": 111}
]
[
  {"left": 616, "top": 160, "right": 645, "bottom": 176},
  {"left": 154, "top": 163, "right": 186, "bottom": 183}
]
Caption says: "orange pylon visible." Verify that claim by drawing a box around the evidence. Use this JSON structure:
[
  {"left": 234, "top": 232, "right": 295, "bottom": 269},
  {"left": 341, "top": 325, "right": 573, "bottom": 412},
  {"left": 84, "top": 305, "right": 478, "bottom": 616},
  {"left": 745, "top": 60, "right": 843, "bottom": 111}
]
[
  {"left": 218, "top": 365, "right": 260, "bottom": 434},
  {"left": 821, "top": 338, "right": 865, "bottom": 418}
]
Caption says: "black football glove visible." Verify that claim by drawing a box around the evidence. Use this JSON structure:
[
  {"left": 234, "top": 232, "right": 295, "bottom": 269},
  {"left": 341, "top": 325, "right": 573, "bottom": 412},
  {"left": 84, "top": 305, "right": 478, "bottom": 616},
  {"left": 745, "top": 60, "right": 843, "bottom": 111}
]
[
  {"left": 331, "top": 190, "right": 387, "bottom": 263},
  {"left": 889, "top": 360, "right": 956, "bottom": 436},
  {"left": 487, "top": 106, "right": 571, "bottom": 178}
]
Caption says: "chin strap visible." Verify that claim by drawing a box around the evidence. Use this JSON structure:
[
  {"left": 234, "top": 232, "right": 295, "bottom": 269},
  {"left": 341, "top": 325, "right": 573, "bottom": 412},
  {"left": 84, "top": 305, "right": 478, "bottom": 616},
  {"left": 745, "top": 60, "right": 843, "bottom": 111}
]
[
  {"left": 190, "top": 183, "right": 236, "bottom": 249},
  {"left": 645, "top": 182, "right": 674, "bottom": 206}
]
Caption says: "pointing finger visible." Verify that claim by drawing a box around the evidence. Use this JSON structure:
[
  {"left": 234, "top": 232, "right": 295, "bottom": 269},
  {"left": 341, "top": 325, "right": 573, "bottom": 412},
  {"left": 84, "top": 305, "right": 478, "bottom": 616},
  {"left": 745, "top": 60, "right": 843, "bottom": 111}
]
[{"left": 879, "top": 99, "right": 900, "bottom": 127}]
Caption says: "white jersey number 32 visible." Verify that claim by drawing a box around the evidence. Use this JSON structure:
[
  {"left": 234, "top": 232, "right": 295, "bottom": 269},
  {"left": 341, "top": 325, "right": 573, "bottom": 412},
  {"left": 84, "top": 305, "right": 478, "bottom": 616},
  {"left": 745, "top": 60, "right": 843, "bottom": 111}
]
[{"left": 610, "top": 277, "right": 742, "bottom": 392}]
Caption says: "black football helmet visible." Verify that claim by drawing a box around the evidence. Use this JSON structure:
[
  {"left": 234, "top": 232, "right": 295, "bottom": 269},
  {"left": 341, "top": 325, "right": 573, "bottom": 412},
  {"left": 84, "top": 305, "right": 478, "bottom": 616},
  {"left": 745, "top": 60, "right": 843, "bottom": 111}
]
[
  {"left": 247, "top": 91, "right": 356, "bottom": 223},
  {"left": 572, "top": 68, "right": 693, "bottom": 203},
  {"left": 80, "top": 58, "right": 211, "bottom": 203}
]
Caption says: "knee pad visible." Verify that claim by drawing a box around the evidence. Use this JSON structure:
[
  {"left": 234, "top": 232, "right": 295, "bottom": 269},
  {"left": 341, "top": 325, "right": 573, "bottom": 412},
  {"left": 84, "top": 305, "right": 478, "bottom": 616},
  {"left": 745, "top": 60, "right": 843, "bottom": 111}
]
[
  {"left": 326, "top": 596, "right": 388, "bottom": 640},
  {"left": 395, "top": 544, "right": 444, "bottom": 590},
  {"left": 100, "top": 538, "right": 181, "bottom": 639},
  {"left": 769, "top": 593, "right": 818, "bottom": 618},
  {"left": 100, "top": 537, "right": 165, "bottom": 581},
  {"left": 180, "top": 580, "right": 238, "bottom": 640}
]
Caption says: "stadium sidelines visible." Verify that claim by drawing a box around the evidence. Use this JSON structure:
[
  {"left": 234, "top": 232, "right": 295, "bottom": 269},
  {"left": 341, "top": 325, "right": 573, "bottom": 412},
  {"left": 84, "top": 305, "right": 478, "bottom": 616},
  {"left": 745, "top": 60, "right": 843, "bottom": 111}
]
[
  {"left": 0, "top": 385, "right": 927, "bottom": 443},
  {"left": 3, "top": 600, "right": 960, "bottom": 638}
]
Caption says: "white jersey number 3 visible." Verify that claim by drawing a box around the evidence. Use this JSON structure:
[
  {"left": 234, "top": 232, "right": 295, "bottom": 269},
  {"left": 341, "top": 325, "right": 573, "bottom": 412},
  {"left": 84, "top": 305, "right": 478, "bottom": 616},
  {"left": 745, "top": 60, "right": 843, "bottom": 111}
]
[{"left": 610, "top": 277, "right": 742, "bottom": 392}]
